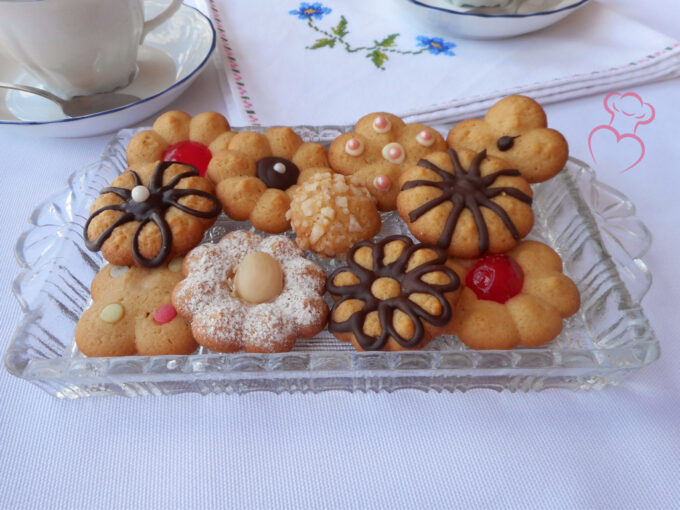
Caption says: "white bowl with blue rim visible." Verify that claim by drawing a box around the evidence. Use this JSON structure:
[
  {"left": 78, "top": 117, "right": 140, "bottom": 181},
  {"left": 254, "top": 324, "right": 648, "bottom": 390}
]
[{"left": 401, "top": 0, "right": 591, "bottom": 39}]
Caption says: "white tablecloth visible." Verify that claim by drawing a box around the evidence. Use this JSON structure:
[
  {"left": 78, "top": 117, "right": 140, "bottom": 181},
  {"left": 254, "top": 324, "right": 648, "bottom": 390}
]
[{"left": 1, "top": 1, "right": 679, "bottom": 508}]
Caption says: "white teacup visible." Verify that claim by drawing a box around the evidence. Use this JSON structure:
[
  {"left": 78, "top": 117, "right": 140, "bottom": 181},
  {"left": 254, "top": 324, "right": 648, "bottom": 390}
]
[{"left": 0, "top": 0, "right": 182, "bottom": 99}]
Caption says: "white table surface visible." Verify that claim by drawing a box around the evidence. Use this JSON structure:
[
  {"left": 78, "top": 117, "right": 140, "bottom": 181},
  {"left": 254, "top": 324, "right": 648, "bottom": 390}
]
[{"left": 2, "top": 1, "right": 679, "bottom": 508}]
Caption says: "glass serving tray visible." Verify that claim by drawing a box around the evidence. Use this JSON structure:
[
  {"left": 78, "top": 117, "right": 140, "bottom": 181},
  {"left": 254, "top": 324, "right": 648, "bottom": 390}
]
[{"left": 5, "top": 126, "right": 660, "bottom": 398}]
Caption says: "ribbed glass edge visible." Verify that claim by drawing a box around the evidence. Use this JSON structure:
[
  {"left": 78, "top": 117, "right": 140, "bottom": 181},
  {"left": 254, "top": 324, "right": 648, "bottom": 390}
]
[{"left": 5, "top": 126, "right": 661, "bottom": 396}]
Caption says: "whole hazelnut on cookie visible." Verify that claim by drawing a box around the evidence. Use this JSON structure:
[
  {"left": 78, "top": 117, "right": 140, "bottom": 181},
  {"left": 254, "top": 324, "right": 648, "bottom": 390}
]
[{"left": 172, "top": 231, "right": 328, "bottom": 353}]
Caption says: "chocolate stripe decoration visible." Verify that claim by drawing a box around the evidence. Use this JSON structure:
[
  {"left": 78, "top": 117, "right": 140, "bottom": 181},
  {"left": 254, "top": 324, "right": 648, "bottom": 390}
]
[
  {"left": 328, "top": 235, "right": 460, "bottom": 351},
  {"left": 401, "top": 149, "right": 532, "bottom": 254},
  {"left": 84, "top": 161, "right": 221, "bottom": 267}
]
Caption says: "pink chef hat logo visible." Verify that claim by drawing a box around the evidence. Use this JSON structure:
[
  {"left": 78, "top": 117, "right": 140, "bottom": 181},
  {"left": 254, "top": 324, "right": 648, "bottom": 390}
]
[{"left": 588, "top": 92, "right": 656, "bottom": 173}]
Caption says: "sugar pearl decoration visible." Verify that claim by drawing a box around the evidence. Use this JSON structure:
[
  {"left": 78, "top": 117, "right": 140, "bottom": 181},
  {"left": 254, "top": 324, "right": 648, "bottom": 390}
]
[
  {"left": 109, "top": 265, "right": 129, "bottom": 278},
  {"left": 131, "top": 185, "right": 150, "bottom": 203},
  {"left": 168, "top": 257, "right": 183, "bottom": 273},
  {"left": 234, "top": 252, "right": 284, "bottom": 304},
  {"left": 373, "top": 175, "right": 391, "bottom": 191},
  {"left": 345, "top": 137, "right": 364, "bottom": 156},
  {"left": 153, "top": 304, "right": 177, "bottom": 325},
  {"left": 100, "top": 303, "right": 124, "bottom": 323},
  {"left": 273, "top": 162, "right": 286, "bottom": 174},
  {"left": 373, "top": 115, "right": 391, "bottom": 133},
  {"left": 416, "top": 129, "right": 435, "bottom": 147},
  {"left": 382, "top": 142, "right": 405, "bottom": 164}
]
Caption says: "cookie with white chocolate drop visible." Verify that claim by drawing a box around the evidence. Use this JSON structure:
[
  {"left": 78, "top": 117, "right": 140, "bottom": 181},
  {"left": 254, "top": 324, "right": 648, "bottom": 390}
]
[
  {"left": 286, "top": 171, "right": 381, "bottom": 257},
  {"left": 328, "top": 112, "right": 446, "bottom": 211}
]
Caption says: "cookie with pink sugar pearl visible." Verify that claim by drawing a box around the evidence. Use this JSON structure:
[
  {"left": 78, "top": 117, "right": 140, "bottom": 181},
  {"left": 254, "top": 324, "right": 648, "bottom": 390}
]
[
  {"left": 328, "top": 112, "right": 446, "bottom": 211},
  {"left": 75, "top": 261, "right": 197, "bottom": 357}
]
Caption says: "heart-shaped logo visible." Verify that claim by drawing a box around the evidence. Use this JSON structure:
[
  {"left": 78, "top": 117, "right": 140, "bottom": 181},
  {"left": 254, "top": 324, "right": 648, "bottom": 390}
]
[{"left": 588, "top": 125, "right": 645, "bottom": 173}]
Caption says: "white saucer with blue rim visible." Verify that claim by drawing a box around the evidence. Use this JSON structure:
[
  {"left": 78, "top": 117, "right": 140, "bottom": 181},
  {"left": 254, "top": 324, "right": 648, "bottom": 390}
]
[
  {"left": 0, "top": 0, "right": 216, "bottom": 137},
  {"left": 401, "top": 0, "right": 591, "bottom": 39}
]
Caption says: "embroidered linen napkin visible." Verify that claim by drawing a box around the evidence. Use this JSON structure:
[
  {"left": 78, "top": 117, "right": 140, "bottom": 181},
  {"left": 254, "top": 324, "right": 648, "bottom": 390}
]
[{"left": 206, "top": 0, "right": 680, "bottom": 126}]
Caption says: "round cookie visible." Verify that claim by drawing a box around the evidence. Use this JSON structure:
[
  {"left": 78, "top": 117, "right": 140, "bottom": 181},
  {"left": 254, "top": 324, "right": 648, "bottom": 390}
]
[
  {"left": 396, "top": 148, "right": 533, "bottom": 259},
  {"left": 451, "top": 240, "right": 580, "bottom": 350},
  {"left": 172, "top": 230, "right": 329, "bottom": 353},
  {"left": 328, "top": 112, "right": 446, "bottom": 211},
  {"left": 84, "top": 161, "right": 221, "bottom": 267},
  {"left": 447, "top": 95, "right": 568, "bottom": 183},
  {"left": 205, "top": 127, "right": 329, "bottom": 233},
  {"left": 327, "top": 235, "right": 462, "bottom": 351},
  {"left": 126, "top": 110, "right": 233, "bottom": 177},
  {"left": 75, "top": 261, "right": 197, "bottom": 357},
  {"left": 286, "top": 171, "right": 382, "bottom": 257}
]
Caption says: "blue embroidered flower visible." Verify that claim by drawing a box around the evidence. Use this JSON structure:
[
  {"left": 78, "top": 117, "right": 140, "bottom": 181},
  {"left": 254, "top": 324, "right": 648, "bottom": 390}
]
[
  {"left": 289, "top": 3, "right": 332, "bottom": 20},
  {"left": 416, "top": 36, "right": 456, "bottom": 56}
]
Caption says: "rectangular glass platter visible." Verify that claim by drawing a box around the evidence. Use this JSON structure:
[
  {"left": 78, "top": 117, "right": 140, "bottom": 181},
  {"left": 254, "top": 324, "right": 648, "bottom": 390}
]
[{"left": 5, "top": 126, "right": 660, "bottom": 397}]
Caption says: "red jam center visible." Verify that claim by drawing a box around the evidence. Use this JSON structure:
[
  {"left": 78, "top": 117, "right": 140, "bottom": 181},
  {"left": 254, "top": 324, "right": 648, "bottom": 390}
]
[
  {"left": 466, "top": 254, "right": 524, "bottom": 304},
  {"left": 162, "top": 141, "right": 212, "bottom": 177}
]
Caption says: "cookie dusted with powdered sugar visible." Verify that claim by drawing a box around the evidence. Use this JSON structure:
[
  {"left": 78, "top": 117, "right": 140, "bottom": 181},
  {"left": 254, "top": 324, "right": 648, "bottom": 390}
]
[{"left": 172, "top": 230, "right": 328, "bottom": 353}]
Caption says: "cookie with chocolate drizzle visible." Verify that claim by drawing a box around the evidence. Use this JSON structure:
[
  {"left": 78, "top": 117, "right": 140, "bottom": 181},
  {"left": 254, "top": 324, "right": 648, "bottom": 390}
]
[
  {"left": 447, "top": 95, "right": 569, "bottom": 184},
  {"left": 396, "top": 148, "right": 534, "bottom": 259},
  {"left": 206, "top": 126, "right": 329, "bottom": 233},
  {"left": 84, "top": 161, "right": 221, "bottom": 267},
  {"left": 328, "top": 235, "right": 463, "bottom": 351}
]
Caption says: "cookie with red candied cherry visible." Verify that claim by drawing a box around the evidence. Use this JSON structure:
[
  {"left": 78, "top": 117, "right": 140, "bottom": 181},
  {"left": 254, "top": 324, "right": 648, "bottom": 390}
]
[
  {"left": 451, "top": 241, "right": 580, "bottom": 350},
  {"left": 126, "top": 110, "right": 234, "bottom": 177},
  {"left": 328, "top": 112, "right": 447, "bottom": 211},
  {"left": 75, "top": 261, "right": 197, "bottom": 357}
]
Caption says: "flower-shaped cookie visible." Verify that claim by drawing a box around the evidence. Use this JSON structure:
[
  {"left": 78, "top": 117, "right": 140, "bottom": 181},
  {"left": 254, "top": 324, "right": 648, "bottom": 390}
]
[
  {"left": 328, "top": 112, "right": 447, "bottom": 211},
  {"left": 328, "top": 235, "right": 462, "bottom": 351},
  {"left": 447, "top": 95, "right": 568, "bottom": 183},
  {"left": 172, "top": 230, "right": 329, "bottom": 353},
  {"left": 397, "top": 148, "right": 533, "bottom": 259},
  {"left": 84, "top": 161, "right": 221, "bottom": 267},
  {"left": 206, "top": 127, "right": 329, "bottom": 233},
  {"left": 287, "top": 171, "right": 382, "bottom": 257},
  {"left": 451, "top": 241, "right": 580, "bottom": 350},
  {"left": 126, "top": 110, "right": 233, "bottom": 177},
  {"left": 75, "top": 261, "right": 197, "bottom": 357}
]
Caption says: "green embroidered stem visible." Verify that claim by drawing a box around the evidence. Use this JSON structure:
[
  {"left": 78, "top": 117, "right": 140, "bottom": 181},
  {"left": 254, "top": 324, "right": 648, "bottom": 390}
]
[{"left": 304, "top": 15, "right": 428, "bottom": 69}]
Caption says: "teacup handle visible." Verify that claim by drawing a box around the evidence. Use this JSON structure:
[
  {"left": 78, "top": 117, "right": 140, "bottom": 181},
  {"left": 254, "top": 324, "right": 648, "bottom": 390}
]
[{"left": 141, "top": 0, "right": 183, "bottom": 42}]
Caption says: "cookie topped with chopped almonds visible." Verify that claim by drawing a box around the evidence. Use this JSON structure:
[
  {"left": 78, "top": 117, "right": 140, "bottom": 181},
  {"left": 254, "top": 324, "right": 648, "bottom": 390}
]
[{"left": 286, "top": 171, "right": 381, "bottom": 257}]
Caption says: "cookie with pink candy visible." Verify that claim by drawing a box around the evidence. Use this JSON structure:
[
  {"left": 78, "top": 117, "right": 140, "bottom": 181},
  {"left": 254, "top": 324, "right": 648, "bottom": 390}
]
[
  {"left": 328, "top": 112, "right": 447, "bottom": 211},
  {"left": 75, "top": 260, "right": 197, "bottom": 357}
]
